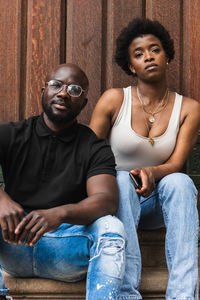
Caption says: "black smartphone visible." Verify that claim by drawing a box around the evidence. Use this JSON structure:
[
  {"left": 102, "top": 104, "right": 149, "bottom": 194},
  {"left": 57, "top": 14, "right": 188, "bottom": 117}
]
[{"left": 129, "top": 172, "right": 142, "bottom": 189}]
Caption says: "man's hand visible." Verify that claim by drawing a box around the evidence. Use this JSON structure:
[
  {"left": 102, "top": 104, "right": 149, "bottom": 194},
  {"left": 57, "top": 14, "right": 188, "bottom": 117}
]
[
  {"left": 15, "top": 208, "right": 62, "bottom": 246},
  {"left": 130, "top": 167, "right": 155, "bottom": 197},
  {"left": 0, "top": 190, "right": 25, "bottom": 244}
]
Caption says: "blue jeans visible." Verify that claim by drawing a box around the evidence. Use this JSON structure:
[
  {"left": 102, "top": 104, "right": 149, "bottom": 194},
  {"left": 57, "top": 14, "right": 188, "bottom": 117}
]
[
  {"left": 117, "top": 171, "right": 199, "bottom": 300},
  {"left": 0, "top": 215, "right": 126, "bottom": 299}
]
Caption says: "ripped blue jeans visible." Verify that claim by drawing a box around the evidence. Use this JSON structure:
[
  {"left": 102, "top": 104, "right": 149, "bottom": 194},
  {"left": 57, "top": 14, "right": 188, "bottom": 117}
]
[{"left": 0, "top": 215, "right": 126, "bottom": 300}]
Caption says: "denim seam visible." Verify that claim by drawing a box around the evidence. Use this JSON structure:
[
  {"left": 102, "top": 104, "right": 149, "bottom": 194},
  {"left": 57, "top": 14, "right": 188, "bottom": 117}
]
[
  {"left": 43, "top": 233, "right": 93, "bottom": 242},
  {"left": 166, "top": 298, "right": 193, "bottom": 300},
  {"left": 33, "top": 244, "right": 37, "bottom": 276},
  {"left": 117, "top": 295, "right": 142, "bottom": 299}
]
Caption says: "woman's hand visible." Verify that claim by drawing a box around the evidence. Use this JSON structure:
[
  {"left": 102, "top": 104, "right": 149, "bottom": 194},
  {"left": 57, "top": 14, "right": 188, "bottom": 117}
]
[{"left": 130, "top": 167, "right": 155, "bottom": 197}]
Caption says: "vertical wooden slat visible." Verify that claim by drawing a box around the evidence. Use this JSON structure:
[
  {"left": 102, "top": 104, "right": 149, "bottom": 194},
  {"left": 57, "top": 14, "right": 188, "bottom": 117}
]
[
  {"left": 66, "top": 0, "right": 102, "bottom": 124},
  {"left": 182, "top": 0, "right": 200, "bottom": 187},
  {"left": 182, "top": 0, "right": 200, "bottom": 100},
  {"left": 25, "top": 0, "right": 62, "bottom": 118},
  {"left": 104, "top": 0, "right": 144, "bottom": 90},
  {"left": 0, "top": 0, "right": 21, "bottom": 123},
  {"left": 146, "top": 0, "right": 181, "bottom": 93}
]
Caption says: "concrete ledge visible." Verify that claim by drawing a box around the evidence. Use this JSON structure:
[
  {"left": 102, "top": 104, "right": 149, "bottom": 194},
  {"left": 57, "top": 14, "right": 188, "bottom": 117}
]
[
  {"left": 4, "top": 228, "right": 200, "bottom": 299},
  {"left": 4, "top": 268, "right": 168, "bottom": 299},
  {"left": 4, "top": 272, "right": 86, "bottom": 299}
]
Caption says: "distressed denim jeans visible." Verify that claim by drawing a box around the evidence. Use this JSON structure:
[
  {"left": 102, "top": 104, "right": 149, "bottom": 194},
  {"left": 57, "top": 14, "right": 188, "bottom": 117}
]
[
  {"left": 117, "top": 171, "right": 199, "bottom": 300},
  {"left": 0, "top": 215, "right": 126, "bottom": 300}
]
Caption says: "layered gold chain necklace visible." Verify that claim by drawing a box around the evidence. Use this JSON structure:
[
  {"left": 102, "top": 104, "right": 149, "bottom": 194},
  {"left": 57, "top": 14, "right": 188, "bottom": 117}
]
[
  {"left": 137, "top": 87, "right": 169, "bottom": 123},
  {"left": 136, "top": 87, "right": 170, "bottom": 145}
]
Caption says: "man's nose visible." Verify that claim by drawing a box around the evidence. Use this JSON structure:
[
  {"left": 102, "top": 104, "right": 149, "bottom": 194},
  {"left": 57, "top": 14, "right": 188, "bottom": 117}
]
[{"left": 57, "top": 86, "right": 69, "bottom": 98}]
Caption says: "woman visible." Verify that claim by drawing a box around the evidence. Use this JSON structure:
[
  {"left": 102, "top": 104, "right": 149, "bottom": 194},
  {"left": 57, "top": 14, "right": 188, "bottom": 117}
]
[{"left": 90, "top": 18, "right": 200, "bottom": 300}]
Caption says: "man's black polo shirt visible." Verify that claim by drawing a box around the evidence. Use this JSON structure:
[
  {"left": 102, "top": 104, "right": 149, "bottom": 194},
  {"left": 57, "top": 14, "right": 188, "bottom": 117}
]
[{"left": 0, "top": 114, "right": 116, "bottom": 211}]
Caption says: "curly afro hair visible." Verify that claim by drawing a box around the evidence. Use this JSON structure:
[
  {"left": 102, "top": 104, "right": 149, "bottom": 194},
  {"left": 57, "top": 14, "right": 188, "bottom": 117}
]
[{"left": 115, "top": 18, "right": 175, "bottom": 76}]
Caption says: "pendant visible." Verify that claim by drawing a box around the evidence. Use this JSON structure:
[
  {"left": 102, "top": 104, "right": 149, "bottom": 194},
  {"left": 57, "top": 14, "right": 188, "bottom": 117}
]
[
  {"left": 149, "top": 137, "right": 154, "bottom": 145},
  {"left": 149, "top": 115, "right": 155, "bottom": 123}
]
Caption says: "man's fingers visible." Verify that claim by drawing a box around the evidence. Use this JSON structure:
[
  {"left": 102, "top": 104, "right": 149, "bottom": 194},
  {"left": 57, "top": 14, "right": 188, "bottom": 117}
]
[
  {"left": 6, "top": 216, "right": 16, "bottom": 242},
  {"left": 15, "top": 215, "right": 31, "bottom": 234},
  {"left": 16, "top": 213, "right": 47, "bottom": 246},
  {"left": 1, "top": 219, "right": 9, "bottom": 242},
  {"left": 27, "top": 226, "right": 46, "bottom": 246}
]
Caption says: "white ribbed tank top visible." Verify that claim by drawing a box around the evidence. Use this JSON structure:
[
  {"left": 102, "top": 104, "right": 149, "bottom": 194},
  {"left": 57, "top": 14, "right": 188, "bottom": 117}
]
[{"left": 109, "top": 86, "right": 182, "bottom": 171}]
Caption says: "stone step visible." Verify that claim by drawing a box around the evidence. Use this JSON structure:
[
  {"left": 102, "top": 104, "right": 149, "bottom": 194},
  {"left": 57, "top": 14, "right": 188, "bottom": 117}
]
[
  {"left": 5, "top": 268, "right": 168, "bottom": 299},
  {"left": 139, "top": 229, "right": 166, "bottom": 268},
  {"left": 139, "top": 228, "right": 200, "bottom": 267},
  {"left": 4, "top": 228, "right": 200, "bottom": 299}
]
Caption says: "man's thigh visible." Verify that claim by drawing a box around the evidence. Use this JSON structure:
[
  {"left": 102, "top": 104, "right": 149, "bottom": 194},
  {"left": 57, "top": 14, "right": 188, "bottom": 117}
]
[{"left": 0, "top": 223, "right": 91, "bottom": 282}]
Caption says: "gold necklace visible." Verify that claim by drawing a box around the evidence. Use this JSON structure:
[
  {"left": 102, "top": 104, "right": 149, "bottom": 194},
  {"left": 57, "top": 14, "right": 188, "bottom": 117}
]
[
  {"left": 142, "top": 113, "right": 155, "bottom": 146},
  {"left": 137, "top": 87, "right": 169, "bottom": 123},
  {"left": 137, "top": 89, "right": 170, "bottom": 146}
]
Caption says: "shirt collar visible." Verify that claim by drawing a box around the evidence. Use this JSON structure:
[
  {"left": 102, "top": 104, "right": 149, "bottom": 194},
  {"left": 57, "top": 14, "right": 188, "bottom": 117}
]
[{"left": 36, "top": 114, "right": 79, "bottom": 142}]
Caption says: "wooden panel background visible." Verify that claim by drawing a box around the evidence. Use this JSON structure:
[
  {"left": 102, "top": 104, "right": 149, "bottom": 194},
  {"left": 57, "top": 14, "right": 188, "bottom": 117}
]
[{"left": 0, "top": 0, "right": 200, "bottom": 183}]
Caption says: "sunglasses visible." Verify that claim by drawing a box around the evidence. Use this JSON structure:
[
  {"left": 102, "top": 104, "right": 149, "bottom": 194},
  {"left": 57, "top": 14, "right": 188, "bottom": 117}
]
[{"left": 46, "top": 80, "right": 85, "bottom": 97}]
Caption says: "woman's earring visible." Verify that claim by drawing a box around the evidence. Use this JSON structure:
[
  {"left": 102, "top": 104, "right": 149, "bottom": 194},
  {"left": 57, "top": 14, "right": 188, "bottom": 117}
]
[
  {"left": 131, "top": 67, "right": 136, "bottom": 75},
  {"left": 129, "top": 64, "right": 136, "bottom": 75}
]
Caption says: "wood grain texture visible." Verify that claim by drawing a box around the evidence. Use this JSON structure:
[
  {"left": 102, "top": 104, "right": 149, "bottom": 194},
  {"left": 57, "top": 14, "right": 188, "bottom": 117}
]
[
  {"left": 66, "top": 0, "right": 102, "bottom": 124},
  {"left": 182, "top": 0, "right": 200, "bottom": 100},
  {"left": 0, "top": 0, "right": 22, "bottom": 123},
  {"left": 146, "top": 0, "right": 181, "bottom": 93},
  {"left": 25, "top": 0, "right": 62, "bottom": 118},
  {"left": 104, "top": 0, "right": 143, "bottom": 90}
]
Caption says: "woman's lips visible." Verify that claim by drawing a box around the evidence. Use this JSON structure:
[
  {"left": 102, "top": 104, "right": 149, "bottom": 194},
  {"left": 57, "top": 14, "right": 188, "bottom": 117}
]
[{"left": 145, "top": 64, "right": 158, "bottom": 71}]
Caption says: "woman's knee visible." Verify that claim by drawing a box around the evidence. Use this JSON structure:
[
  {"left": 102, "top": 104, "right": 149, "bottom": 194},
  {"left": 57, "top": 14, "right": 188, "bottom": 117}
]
[
  {"left": 158, "top": 172, "right": 198, "bottom": 209},
  {"left": 159, "top": 172, "right": 197, "bottom": 194}
]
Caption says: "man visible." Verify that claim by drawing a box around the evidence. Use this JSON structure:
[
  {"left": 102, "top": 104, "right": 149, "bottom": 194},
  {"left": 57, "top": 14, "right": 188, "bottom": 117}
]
[{"left": 0, "top": 63, "right": 125, "bottom": 300}]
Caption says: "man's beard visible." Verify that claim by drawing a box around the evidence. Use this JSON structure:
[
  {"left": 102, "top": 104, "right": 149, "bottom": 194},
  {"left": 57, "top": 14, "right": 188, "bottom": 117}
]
[{"left": 42, "top": 95, "right": 77, "bottom": 124}]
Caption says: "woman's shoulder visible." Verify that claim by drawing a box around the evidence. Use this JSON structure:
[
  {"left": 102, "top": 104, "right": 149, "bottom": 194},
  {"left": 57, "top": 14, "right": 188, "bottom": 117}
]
[
  {"left": 101, "top": 87, "right": 124, "bottom": 101},
  {"left": 181, "top": 94, "right": 200, "bottom": 111},
  {"left": 95, "top": 87, "right": 125, "bottom": 112},
  {"left": 180, "top": 94, "right": 200, "bottom": 124}
]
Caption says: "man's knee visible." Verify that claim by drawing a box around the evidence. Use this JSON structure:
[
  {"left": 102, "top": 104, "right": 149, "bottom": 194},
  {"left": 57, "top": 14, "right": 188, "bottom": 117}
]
[
  {"left": 88, "top": 215, "right": 126, "bottom": 239},
  {"left": 89, "top": 216, "right": 125, "bottom": 280}
]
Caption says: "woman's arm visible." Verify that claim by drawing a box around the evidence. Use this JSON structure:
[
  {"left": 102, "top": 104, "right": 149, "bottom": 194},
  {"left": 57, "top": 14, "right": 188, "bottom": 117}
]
[
  {"left": 132, "top": 97, "right": 200, "bottom": 197},
  {"left": 90, "top": 88, "right": 124, "bottom": 138}
]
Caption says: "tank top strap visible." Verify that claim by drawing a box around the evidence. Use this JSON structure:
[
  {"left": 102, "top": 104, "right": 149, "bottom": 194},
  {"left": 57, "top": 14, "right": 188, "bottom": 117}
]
[
  {"left": 113, "top": 86, "right": 132, "bottom": 127},
  {"left": 167, "top": 92, "right": 182, "bottom": 132}
]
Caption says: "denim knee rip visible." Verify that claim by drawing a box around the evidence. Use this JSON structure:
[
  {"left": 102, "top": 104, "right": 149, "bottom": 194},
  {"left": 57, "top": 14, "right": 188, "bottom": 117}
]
[{"left": 89, "top": 236, "right": 125, "bottom": 280}]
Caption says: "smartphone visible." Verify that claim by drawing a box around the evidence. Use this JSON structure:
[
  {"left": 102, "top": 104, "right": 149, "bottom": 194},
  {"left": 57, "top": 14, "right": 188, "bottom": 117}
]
[{"left": 129, "top": 172, "right": 142, "bottom": 189}]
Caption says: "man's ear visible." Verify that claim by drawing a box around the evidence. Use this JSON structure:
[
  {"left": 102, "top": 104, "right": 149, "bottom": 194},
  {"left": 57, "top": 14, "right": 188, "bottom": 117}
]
[
  {"left": 81, "top": 98, "right": 88, "bottom": 110},
  {"left": 128, "top": 64, "right": 136, "bottom": 75}
]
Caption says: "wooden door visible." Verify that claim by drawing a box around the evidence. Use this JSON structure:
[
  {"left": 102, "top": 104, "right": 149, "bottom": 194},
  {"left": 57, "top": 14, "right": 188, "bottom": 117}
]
[{"left": 0, "top": 0, "right": 200, "bottom": 186}]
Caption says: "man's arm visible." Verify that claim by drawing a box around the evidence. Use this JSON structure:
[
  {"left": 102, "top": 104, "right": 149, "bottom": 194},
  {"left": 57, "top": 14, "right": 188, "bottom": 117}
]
[{"left": 15, "top": 174, "right": 118, "bottom": 246}]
